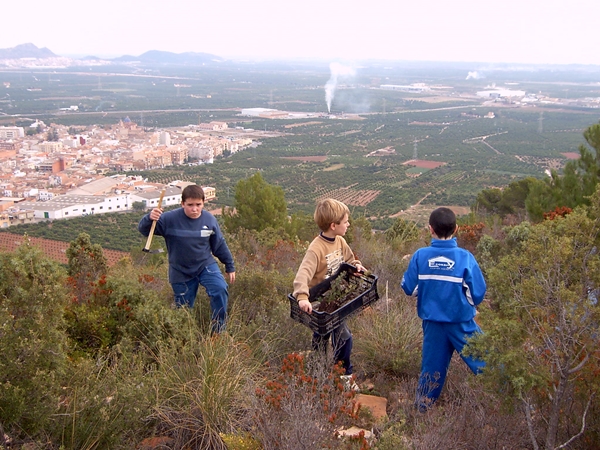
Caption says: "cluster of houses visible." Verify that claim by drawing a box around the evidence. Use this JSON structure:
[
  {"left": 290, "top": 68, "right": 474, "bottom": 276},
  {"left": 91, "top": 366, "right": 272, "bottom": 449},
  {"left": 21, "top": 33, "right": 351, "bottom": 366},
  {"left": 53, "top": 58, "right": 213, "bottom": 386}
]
[
  {"left": 0, "top": 175, "right": 216, "bottom": 227},
  {"left": 0, "top": 118, "right": 244, "bottom": 227}
]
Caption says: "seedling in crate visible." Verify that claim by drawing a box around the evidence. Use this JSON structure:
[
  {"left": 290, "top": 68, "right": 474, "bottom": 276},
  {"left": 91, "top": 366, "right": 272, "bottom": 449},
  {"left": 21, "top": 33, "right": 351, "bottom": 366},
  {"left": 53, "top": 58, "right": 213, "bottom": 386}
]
[
  {"left": 289, "top": 263, "right": 379, "bottom": 336},
  {"left": 316, "top": 275, "right": 361, "bottom": 314}
]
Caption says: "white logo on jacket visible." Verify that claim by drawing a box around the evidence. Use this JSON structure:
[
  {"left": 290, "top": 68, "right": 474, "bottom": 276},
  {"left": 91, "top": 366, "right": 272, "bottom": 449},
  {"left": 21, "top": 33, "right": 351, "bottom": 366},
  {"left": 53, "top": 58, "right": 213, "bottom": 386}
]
[
  {"left": 428, "top": 256, "right": 455, "bottom": 270},
  {"left": 200, "top": 225, "right": 214, "bottom": 238}
]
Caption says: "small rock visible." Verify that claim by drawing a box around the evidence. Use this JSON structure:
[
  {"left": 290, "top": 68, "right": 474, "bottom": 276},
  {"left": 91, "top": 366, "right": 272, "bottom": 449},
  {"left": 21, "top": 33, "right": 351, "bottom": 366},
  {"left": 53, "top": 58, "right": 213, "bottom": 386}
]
[
  {"left": 337, "top": 426, "right": 374, "bottom": 441},
  {"left": 356, "top": 393, "right": 388, "bottom": 422}
]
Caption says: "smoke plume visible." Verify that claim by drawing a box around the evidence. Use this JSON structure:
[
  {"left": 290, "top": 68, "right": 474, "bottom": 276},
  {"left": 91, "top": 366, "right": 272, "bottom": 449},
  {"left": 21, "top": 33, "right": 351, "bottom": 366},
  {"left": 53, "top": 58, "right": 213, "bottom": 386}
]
[
  {"left": 466, "top": 71, "right": 485, "bottom": 80},
  {"left": 325, "top": 62, "right": 356, "bottom": 113}
]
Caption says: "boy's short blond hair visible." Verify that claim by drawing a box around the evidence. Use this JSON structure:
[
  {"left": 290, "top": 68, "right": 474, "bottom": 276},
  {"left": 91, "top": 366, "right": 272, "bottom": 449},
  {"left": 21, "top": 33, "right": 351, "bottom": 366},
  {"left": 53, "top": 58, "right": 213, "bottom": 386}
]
[{"left": 314, "top": 198, "right": 350, "bottom": 232}]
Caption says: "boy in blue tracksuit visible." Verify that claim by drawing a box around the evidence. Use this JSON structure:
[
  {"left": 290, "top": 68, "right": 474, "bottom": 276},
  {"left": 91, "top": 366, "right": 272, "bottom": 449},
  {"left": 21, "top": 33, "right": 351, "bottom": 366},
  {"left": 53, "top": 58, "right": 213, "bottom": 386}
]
[{"left": 401, "top": 207, "right": 486, "bottom": 411}]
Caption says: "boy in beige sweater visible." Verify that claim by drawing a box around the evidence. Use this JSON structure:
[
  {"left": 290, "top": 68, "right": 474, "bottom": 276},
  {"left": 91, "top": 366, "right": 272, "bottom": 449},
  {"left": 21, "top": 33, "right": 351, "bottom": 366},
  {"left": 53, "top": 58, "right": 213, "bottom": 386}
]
[{"left": 293, "top": 198, "right": 366, "bottom": 381}]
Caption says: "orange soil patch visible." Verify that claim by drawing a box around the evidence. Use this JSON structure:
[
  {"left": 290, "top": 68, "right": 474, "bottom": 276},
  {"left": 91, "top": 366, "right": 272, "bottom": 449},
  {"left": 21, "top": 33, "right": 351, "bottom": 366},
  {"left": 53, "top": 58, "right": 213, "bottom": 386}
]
[
  {"left": 281, "top": 156, "right": 328, "bottom": 162},
  {"left": 323, "top": 163, "right": 345, "bottom": 172},
  {"left": 316, "top": 189, "right": 380, "bottom": 207},
  {"left": 0, "top": 232, "right": 129, "bottom": 266},
  {"left": 561, "top": 152, "right": 580, "bottom": 159},
  {"left": 402, "top": 159, "right": 445, "bottom": 169}
]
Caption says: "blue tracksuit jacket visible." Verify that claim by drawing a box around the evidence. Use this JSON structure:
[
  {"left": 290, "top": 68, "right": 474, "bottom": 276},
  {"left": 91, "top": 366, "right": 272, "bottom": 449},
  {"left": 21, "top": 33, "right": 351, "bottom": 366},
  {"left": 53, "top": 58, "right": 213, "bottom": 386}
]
[{"left": 401, "top": 238, "right": 486, "bottom": 322}]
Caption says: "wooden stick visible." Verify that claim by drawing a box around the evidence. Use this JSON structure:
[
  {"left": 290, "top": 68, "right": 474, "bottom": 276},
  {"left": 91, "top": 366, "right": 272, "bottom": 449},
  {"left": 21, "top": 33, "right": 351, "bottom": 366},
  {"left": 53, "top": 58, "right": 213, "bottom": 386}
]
[{"left": 143, "top": 189, "right": 166, "bottom": 252}]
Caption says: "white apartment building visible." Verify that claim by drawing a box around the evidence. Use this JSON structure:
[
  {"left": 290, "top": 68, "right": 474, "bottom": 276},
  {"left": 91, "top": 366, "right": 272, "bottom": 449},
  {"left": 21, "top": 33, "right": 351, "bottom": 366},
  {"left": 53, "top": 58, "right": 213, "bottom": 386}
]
[
  {"left": 188, "top": 145, "right": 214, "bottom": 162},
  {"left": 61, "top": 138, "right": 79, "bottom": 148},
  {"left": 38, "top": 141, "right": 63, "bottom": 153},
  {"left": 0, "top": 127, "right": 25, "bottom": 139},
  {"left": 38, "top": 190, "right": 54, "bottom": 201},
  {"left": 129, "top": 185, "right": 184, "bottom": 209},
  {"left": 159, "top": 131, "right": 171, "bottom": 146},
  {"left": 18, "top": 193, "right": 132, "bottom": 220}
]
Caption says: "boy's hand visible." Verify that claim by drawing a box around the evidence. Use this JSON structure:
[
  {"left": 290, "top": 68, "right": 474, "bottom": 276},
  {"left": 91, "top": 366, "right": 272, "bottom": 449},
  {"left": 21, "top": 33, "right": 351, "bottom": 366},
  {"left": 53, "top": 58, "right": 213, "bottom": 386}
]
[
  {"left": 149, "top": 207, "right": 163, "bottom": 221},
  {"left": 298, "top": 299, "right": 313, "bottom": 314},
  {"left": 354, "top": 263, "right": 367, "bottom": 274}
]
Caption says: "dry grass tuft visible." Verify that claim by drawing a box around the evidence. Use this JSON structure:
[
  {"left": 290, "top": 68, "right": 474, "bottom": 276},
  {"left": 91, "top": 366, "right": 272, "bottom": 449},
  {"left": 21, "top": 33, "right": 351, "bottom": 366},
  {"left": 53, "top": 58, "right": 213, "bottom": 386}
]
[{"left": 151, "top": 324, "right": 262, "bottom": 450}]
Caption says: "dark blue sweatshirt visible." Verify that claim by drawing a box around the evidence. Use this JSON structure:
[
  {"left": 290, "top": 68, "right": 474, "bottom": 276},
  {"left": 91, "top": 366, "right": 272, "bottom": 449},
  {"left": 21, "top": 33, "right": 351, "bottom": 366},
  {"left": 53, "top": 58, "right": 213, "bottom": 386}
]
[{"left": 139, "top": 208, "right": 235, "bottom": 283}]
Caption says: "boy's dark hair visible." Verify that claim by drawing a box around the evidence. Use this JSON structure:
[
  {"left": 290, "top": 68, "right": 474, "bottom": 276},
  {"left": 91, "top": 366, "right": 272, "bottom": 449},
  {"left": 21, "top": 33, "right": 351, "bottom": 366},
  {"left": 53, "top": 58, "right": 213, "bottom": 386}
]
[
  {"left": 429, "top": 207, "right": 456, "bottom": 238},
  {"left": 181, "top": 185, "right": 205, "bottom": 202}
]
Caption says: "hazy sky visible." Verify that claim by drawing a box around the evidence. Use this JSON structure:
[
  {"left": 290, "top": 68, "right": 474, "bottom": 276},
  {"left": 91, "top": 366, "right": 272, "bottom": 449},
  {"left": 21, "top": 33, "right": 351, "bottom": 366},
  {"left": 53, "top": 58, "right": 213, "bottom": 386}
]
[{"left": 3, "top": 0, "right": 599, "bottom": 65}]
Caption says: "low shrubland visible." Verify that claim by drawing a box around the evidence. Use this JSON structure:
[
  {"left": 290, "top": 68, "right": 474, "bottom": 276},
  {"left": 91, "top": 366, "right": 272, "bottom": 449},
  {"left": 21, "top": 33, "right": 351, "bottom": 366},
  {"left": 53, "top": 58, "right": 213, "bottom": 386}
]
[{"left": 2, "top": 187, "right": 600, "bottom": 449}]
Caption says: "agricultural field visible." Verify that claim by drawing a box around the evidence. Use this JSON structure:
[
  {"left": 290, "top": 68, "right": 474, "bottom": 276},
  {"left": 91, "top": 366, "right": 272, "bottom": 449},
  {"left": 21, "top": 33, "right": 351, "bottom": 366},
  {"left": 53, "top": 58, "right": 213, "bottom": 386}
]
[
  {"left": 169, "top": 105, "right": 598, "bottom": 223},
  {"left": 2, "top": 59, "right": 600, "bottom": 228}
]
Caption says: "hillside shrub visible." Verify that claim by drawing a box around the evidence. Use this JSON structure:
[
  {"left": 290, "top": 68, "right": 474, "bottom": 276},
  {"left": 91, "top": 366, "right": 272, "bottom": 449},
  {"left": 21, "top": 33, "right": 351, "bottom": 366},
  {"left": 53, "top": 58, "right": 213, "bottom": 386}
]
[
  {"left": 0, "top": 240, "right": 70, "bottom": 436},
  {"left": 64, "top": 260, "right": 181, "bottom": 357},
  {"left": 66, "top": 233, "right": 108, "bottom": 304},
  {"left": 385, "top": 218, "right": 421, "bottom": 250},
  {"left": 456, "top": 222, "right": 485, "bottom": 253},
  {"left": 247, "top": 353, "right": 361, "bottom": 450},
  {"left": 352, "top": 297, "right": 422, "bottom": 378},
  {"left": 466, "top": 208, "right": 600, "bottom": 448},
  {"left": 151, "top": 324, "right": 262, "bottom": 450},
  {"left": 474, "top": 234, "right": 502, "bottom": 275},
  {"left": 49, "top": 345, "right": 155, "bottom": 450}
]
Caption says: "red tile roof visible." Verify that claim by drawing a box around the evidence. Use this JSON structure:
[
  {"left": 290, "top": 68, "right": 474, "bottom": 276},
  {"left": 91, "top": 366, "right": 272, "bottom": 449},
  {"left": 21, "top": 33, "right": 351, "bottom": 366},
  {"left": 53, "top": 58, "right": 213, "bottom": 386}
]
[{"left": 0, "top": 232, "right": 129, "bottom": 266}]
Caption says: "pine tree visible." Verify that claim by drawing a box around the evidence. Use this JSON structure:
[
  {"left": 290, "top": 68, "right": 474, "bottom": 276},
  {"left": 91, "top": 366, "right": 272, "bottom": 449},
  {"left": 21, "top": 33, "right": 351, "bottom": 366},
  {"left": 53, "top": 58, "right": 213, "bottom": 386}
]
[
  {"left": 525, "top": 123, "right": 600, "bottom": 220},
  {"left": 223, "top": 172, "right": 287, "bottom": 233}
]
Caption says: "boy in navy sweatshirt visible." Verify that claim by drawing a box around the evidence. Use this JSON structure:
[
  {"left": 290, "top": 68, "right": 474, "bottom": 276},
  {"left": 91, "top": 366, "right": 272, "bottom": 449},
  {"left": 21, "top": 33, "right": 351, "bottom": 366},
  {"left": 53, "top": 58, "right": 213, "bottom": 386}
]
[
  {"left": 139, "top": 184, "right": 235, "bottom": 333},
  {"left": 401, "top": 207, "right": 486, "bottom": 411}
]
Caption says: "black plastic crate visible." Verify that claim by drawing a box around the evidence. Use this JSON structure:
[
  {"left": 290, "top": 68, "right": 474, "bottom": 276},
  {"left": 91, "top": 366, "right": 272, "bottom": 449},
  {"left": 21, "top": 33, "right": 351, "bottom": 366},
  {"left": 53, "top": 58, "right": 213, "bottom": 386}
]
[{"left": 289, "top": 263, "right": 379, "bottom": 335}]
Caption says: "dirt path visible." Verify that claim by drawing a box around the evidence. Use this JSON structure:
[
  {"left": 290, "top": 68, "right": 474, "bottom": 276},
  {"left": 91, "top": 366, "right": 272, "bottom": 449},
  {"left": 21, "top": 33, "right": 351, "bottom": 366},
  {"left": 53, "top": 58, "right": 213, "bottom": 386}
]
[
  {"left": 389, "top": 193, "right": 431, "bottom": 218},
  {"left": 463, "top": 131, "right": 507, "bottom": 155}
]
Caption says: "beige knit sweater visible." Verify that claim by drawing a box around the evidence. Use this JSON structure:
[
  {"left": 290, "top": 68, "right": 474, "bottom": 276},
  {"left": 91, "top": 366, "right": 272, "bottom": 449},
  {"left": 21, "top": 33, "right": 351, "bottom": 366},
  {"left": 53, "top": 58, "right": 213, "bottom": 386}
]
[{"left": 292, "top": 234, "right": 361, "bottom": 302}]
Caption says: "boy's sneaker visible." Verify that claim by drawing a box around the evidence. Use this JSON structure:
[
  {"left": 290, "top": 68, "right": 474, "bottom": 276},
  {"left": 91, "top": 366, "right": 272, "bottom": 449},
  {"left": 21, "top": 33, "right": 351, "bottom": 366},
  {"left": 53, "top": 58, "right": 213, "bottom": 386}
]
[{"left": 340, "top": 374, "right": 360, "bottom": 392}]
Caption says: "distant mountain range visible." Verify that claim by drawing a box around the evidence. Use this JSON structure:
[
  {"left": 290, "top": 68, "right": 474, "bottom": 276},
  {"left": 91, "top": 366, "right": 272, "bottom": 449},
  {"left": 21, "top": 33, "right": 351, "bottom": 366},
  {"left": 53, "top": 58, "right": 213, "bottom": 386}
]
[
  {"left": 0, "top": 43, "right": 57, "bottom": 59},
  {"left": 0, "top": 43, "right": 223, "bottom": 65},
  {"left": 112, "top": 49, "right": 223, "bottom": 64}
]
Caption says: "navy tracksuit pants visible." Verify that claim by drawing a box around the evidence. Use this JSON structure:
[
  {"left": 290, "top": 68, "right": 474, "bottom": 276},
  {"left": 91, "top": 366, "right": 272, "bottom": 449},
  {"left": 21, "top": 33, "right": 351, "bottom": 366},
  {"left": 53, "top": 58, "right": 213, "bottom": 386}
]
[
  {"left": 312, "top": 322, "right": 353, "bottom": 375},
  {"left": 417, "top": 319, "right": 485, "bottom": 409}
]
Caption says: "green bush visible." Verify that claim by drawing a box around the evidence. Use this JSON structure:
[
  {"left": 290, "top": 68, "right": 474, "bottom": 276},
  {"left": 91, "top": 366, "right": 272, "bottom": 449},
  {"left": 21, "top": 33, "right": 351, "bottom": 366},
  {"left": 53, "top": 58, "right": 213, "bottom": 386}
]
[
  {"left": 465, "top": 208, "right": 600, "bottom": 449},
  {"left": 65, "top": 302, "right": 116, "bottom": 355},
  {"left": 50, "top": 345, "right": 155, "bottom": 450},
  {"left": 64, "top": 261, "right": 182, "bottom": 357},
  {"left": 385, "top": 217, "right": 421, "bottom": 250},
  {"left": 0, "top": 240, "right": 70, "bottom": 436}
]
